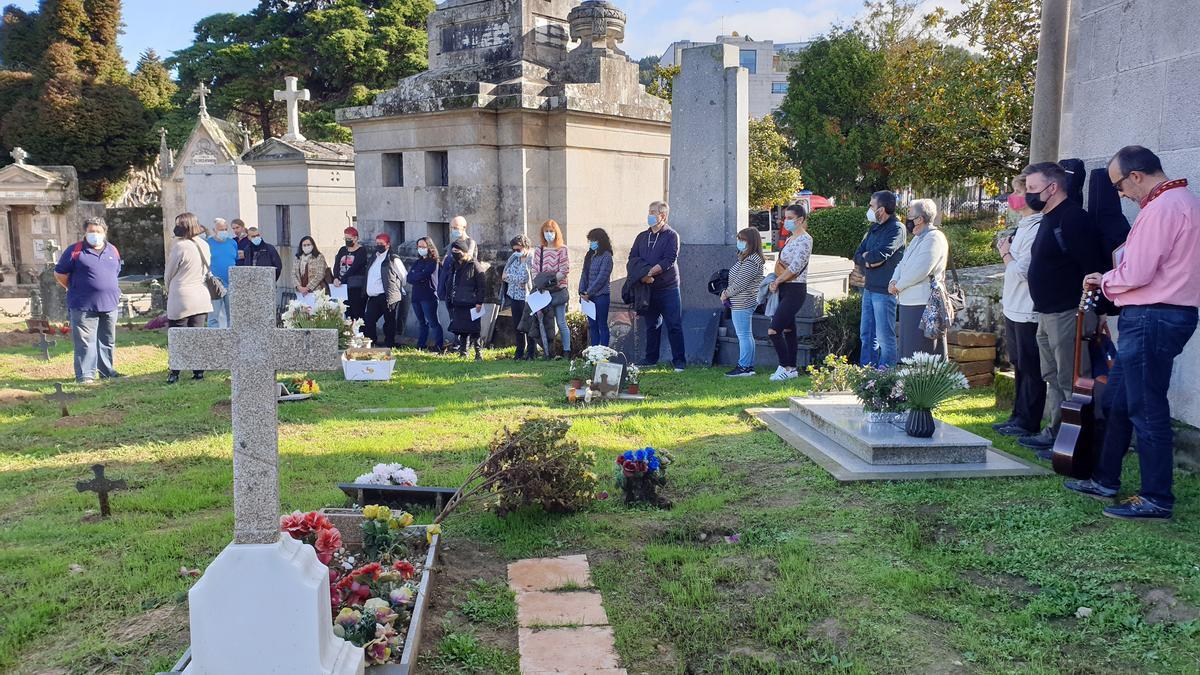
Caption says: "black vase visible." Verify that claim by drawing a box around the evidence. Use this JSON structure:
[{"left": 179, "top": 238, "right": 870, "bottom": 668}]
[{"left": 905, "top": 408, "right": 936, "bottom": 438}]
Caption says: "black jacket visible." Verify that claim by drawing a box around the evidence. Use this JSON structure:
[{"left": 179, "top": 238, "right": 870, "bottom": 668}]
[
  {"left": 621, "top": 256, "right": 654, "bottom": 315},
  {"left": 236, "top": 239, "right": 283, "bottom": 279},
  {"left": 1028, "top": 199, "right": 1108, "bottom": 314},
  {"left": 447, "top": 259, "right": 485, "bottom": 308},
  {"left": 332, "top": 245, "right": 370, "bottom": 288}
]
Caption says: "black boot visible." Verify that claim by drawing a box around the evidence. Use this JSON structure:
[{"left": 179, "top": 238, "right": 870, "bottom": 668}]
[
  {"left": 167, "top": 371, "right": 179, "bottom": 384},
  {"left": 192, "top": 371, "right": 205, "bottom": 380},
  {"left": 473, "top": 337, "right": 482, "bottom": 362}
]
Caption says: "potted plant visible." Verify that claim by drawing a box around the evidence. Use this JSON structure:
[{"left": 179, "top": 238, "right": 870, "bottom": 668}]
[
  {"left": 614, "top": 447, "right": 672, "bottom": 508},
  {"left": 568, "top": 359, "right": 584, "bottom": 390},
  {"left": 624, "top": 364, "right": 640, "bottom": 395},
  {"left": 282, "top": 292, "right": 360, "bottom": 350},
  {"left": 896, "top": 353, "right": 969, "bottom": 438},
  {"left": 850, "top": 367, "right": 906, "bottom": 423}
]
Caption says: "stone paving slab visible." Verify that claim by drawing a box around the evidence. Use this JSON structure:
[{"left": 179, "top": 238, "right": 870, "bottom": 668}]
[
  {"left": 508, "top": 554, "right": 592, "bottom": 592},
  {"left": 517, "top": 591, "right": 609, "bottom": 627},
  {"left": 517, "top": 626, "right": 624, "bottom": 673}
]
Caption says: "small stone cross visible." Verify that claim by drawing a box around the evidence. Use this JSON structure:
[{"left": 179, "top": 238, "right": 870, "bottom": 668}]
[
  {"left": 76, "top": 463, "right": 126, "bottom": 517},
  {"left": 11, "top": 147, "right": 28, "bottom": 165},
  {"left": 193, "top": 82, "right": 211, "bottom": 117},
  {"left": 47, "top": 382, "right": 75, "bottom": 417},
  {"left": 33, "top": 331, "right": 56, "bottom": 361},
  {"left": 168, "top": 267, "right": 338, "bottom": 544},
  {"left": 594, "top": 372, "right": 619, "bottom": 399},
  {"left": 273, "top": 76, "right": 310, "bottom": 143}
]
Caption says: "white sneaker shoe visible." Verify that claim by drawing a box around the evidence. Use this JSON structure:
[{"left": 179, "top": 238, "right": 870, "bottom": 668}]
[
  {"left": 782, "top": 369, "right": 799, "bottom": 380},
  {"left": 769, "top": 366, "right": 788, "bottom": 381}
]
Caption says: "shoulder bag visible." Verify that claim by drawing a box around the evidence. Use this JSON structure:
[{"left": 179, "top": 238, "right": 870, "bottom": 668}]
[
  {"left": 540, "top": 247, "right": 569, "bottom": 308},
  {"left": 191, "top": 240, "right": 227, "bottom": 300}
]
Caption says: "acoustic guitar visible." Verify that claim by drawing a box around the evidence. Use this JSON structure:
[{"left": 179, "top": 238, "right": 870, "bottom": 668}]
[{"left": 1051, "top": 289, "right": 1105, "bottom": 479}]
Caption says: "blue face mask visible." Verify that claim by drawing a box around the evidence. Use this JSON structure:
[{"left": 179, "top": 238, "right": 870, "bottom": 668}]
[
  {"left": 783, "top": 219, "right": 797, "bottom": 232},
  {"left": 214, "top": 231, "right": 228, "bottom": 241},
  {"left": 250, "top": 236, "right": 263, "bottom": 246},
  {"left": 589, "top": 241, "right": 599, "bottom": 251},
  {"left": 417, "top": 247, "right": 429, "bottom": 257},
  {"left": 736, "top": 240, "right": 748, "bottom": 252},
  {"left": 85, "top": 232, "right": 105, "bottom": 247},
  {"left": 544, "top": 231, "right": 556, "bottom": 243},
  {"left": 647, "top": 215, "right": 658, "bottom": 227}
]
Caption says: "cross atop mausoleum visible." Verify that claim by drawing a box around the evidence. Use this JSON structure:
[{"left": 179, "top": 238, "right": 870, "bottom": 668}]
[
  {"left": 11, "top": 147, "right": 28, "bottom": 165},
  {"left": 192, "top": 82, "right": 211, "bottom": 117},
  {"left": 274, "top": 76, "right": 310, "bottom": 143}
]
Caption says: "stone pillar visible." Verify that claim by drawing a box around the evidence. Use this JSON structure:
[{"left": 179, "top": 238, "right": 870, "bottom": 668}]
[
  {"left": 667, "top": 43, "right": 749, "bottom": 309},
  {"left": 1029, "top": 0, "right": 1072, "bottom": 164},
  {"left": 0, "top": 206, "right": 13, "bottom": 284}
]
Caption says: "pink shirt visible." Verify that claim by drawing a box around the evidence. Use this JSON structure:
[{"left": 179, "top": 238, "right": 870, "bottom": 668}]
[
  {"left": 1101, "top": 184, "right": 1200, "bottom": 307},
  {"left": 534, "top": 246, "right": 570, "bottom": 288}
]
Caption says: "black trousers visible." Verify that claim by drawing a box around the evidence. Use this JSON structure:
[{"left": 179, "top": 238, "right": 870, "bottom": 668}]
[
  {"left": 169, "top": 314, "right": 208, "bottom": 376},
  {"left": 1005, "top": 317, "right": 1046, "bottom": 433},
  {"left": 364, "top": 295, "right": 396, "bottom": 348},
  {"left": 510, "top": 299, "right": 538, "bottom": 358},
  {"left": 769, "top": 283, "right": 807, "bottom": 368},
  {"left": 346, "top": 287, "right": 367, "bottom": 321}
]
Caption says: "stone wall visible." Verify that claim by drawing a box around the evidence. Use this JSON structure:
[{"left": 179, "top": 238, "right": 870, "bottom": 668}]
[
  {"left": 106, "top": 206, "right": 165, "bottom": 276},
  {"left": 1058, "top": 0, "right": 1200, "bottom": 427}
]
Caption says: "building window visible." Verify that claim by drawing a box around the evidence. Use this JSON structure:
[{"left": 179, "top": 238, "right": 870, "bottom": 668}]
[
  {"left": 426, "top": 151, "right": 449, "bottom": 187},
  {"left": 430, "top": 222, "right": 450, "bottom": 249},
  {"left": 772, "top": 82, "right": 788, "bottom": 94},
  {"left": 740, "top": 49, "right": 757, "bottom": 74},
  {"left": 383, "top": 220, "right": 405, "bottom": 245},
  {"left": 275, "top": 205, "right": 291, "bottom": 246},
  {"left": 382, "top": 153, "right": 404, "bottom": 187}
]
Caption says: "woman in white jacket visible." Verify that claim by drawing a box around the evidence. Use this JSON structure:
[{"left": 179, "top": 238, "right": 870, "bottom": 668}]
[{"left": 888, "top": 199, "right": 949, "bottom": 359}]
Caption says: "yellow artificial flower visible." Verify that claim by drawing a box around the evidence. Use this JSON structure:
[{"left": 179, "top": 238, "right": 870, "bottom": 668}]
[
  {"left": 397, "top": 512, "right": 414, "bottom": 528},
  {"left": 426, "top": 523, "right": 441, "bottom": 544},
  {"left": 388, "top": 518, "right": 401, "bottom": 530},
  {"left": 376, "top": 506, "right": 392, "bottom": 522},
  {"left": 362, "top": 505, "right": 379, "bottom": 519}
]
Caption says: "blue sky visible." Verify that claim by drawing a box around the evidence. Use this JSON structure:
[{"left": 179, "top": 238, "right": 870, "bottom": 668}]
[{"left": 10, "top": 0, "right": 961, "bottom": 65}]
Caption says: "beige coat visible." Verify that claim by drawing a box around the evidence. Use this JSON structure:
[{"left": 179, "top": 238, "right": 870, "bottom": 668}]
[
  {"left": 165, "top": 237, "right": 214, "bottom": 320},
  {"left": 292, "top": 252, "right": 331, "bottom": 295}
]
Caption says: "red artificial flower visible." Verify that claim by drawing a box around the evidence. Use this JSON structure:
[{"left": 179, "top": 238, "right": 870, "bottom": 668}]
[
  {"left": 280, "top": 511, "right": 309, "bottom": 539},
  {"left": 59, "top": 325, "right": 70, "bottom": 335},
  {"left": 392, "top": 560, "right": 416, "bottom": 580},
  {"left": 303, "top": 511, "right": 332, "bottom": 534},
  {"left": 315, "top": 527, "right": 342, "bottom": 556}
]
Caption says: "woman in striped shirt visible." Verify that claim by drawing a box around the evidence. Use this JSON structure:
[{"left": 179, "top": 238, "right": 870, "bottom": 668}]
[
  {"left": 721, "top": 228, "right": 766, "bottom": 376},
  {"left": 534, "top": 219, "right": 572, "bottom": 355},
  {"left": 768, "top": 204, "right": 813, "bottom": 381}
]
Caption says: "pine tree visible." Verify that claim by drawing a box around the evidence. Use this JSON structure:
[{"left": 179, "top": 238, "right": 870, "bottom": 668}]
[{"left": 130, "top": 50, "right": 177, "bottom": 114}]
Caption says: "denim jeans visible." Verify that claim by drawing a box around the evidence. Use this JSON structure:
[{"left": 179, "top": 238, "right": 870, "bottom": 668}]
[
  {"left": 859, "top": 289, "right": 898, "bottom": 367},
  {"left": 553, "top": 302, "right": 571, "bottom": 353},
  {"left": 206, "top": 295, "right": 230, "bottom": 328},
  {"left": 1092, "top": 305, "right": 1198, "bottom": 511},
  {"left": 586, "top": 294, "right": 611, "bottom": 346},
  {"left": 70, "top": 308, "right": 118, "bottom": 382},
  {"left": 644, "top": 287, "right": 686, "bottom": 369},
  {"left": 730, "top": 307, "right": 755, "bottom": 369},
  {"left": 412, "top": 299, "right": 443, "bottom": 350}
]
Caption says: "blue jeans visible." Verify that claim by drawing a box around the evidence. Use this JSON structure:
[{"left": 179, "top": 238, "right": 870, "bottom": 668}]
[
  {"left": 859, "top": 289, "right": 898, "bottom": 367},
  {"left": 207, "top": 295, "right": 230, "bottom": 328},
  {"left": 412, "top": 298, "right": 443, "bottom": 350},
  {"left": 70, "top": 308, "right": 118, "bottom": 382},
  {"left": 586, "top": 294, "right": 610, "bottom": 346},
  {"left": 1093, "top": 305, "right": 1197, "bottom": 511},
  {"left": 553, "top": 302, "right": 571, "bottom": 353},
  {"left": 731, "top": 308, "right": 755, "bottom": 369},
  {"left": 644, "top": 287, "right": 686, "bottom": 369}
]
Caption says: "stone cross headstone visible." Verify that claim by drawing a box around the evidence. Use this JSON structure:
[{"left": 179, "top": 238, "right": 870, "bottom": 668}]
[
  {"left": 33, "top": 332, "right": 56, "bottom": 361},
  {"left": 274, "top": 76, "right": 310, "bottom": 143},
  {"left": 193, "top": 82, "right": 211, "bottom": 117},
  {"left": 76, "top": 463, "right": 126, "bottom": 517},
  {"left": 47, "top": 382, "right": 75, "bottom": 417},
  {"left": 11, "top": 147, "right": 28, "bottom": 165},
  {"left": 168, "top": 266, "right": 339, "bottom": 544}
]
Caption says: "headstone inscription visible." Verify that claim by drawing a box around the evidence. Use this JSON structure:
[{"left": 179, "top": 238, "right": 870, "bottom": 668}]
[
  {"left": 167, "top": 267, "right": 363, "bottom": 675},
  {"left": 76, "top": 463, "right": 126, "bottom": 517}
]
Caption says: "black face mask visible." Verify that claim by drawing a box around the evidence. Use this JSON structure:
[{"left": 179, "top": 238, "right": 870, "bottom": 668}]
[
  {"left": 174, "top": 225, "right": 188, "bottom": 237},
  {"left": 375, "top": 244, "right": 387, "bottom": 254},
  {"left": 904, "top": 219, "right": 916, "bottom": 235},
  {"left": 1026, "top": 187, "right": 1050, "bottom": 212},
  {"left": 345, "top": 238, "right": 355, "bottom": 246},
  {"left": 452, "top": 251, "right": 464, "bottom": 260}
]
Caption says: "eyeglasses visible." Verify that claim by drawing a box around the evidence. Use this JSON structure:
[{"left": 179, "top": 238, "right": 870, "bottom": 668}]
[{"left": 1112, "top": 173, "right": 1134, "bottom": 191}]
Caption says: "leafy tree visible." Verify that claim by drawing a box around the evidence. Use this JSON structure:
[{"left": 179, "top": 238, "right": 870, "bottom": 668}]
[
  {"left": 0, "top": 6, "right": 48, "bottom": 71},
  {"left": 130, "top": 50, "right": 177, "bottom": 115},
  {"left": 645, "top": 64, "right": 678, "bottom": 103},
  {"left": 637, "top": 55, "right": 659, "bottom": 87},
  {"left": 748, "top": 116, "right": 803, "bottom": 210},
  {"left": 776, "top": 29, "right": 888, "bottom": 202},
  {"left": 169, "top": 0, "right": 435, "bottom": 140}
]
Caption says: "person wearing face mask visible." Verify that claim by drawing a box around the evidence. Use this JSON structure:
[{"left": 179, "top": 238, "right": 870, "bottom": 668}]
[
  {"left": 722, "top": 228, "right": 765, "bottom": 377},
  {"left": 992, "top": 175, "right": 1046, "bottom": 438},
  {"left": 1063, "top": 146, "right": 1200, "bottom": 522},
  {"left": 502, "top": 235, "right": 537, "bottom": 359},
  {"left": 164, "top": 213, "right": 213, "bottom": 384},
  {"left": 853, "top": 191, "right": 906, "bottom": 367},
  {"left": 579, "top": 228, "right": 614, "bottom": 347},
  {"left": 363, "top": 234, "right": 407, "bottom": 349},
  {"left": 446, "top": 239, "right": 486, "bottom": 360},
  {"left": 292, "top": 235, "right": 330, "bottom": 301},
  {"left": 206, "top": 218, "right": 238, "bottom": 328},
  {"left": 630, "top": 201, "right": 685, "bottom": 371},
  {"left": 407, "top": 237, "right": 444, "bottom": 352},
  {"left": 54, "top": 217, "right": 123, "bottom": 385},
  {"left": 766, "top": 204, "right": 813, "bottom": 380},
  {"left": 332, "top": 227, "right": 370, "bottom": 321},
  {"left": 533, "top": 219, "right": 572, "bottom": 355},
  {"left": 438, "top": 216, "right": 477, "bottom": 351},
  {"left": 1019, "top": 162, "right": 1108, "bottom": 452},
  {"left": 887, "top": 199, "right": 949, "bottom": 359},
  {"left": 235, "top": 224, "right": 283, "bottom": 280}
]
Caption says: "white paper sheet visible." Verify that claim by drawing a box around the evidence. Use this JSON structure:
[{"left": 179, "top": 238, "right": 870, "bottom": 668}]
[
  {"left": 470, "top": 307, "right": 483, "bottom": 321},
  {"left": 580, "top": 299, "right": 597, "bottom": 320},
  {"left": 329, "top": 284, "right": 349, "bottom": 302},
  {"left": 526, "top": 290, "right": 552, "bottom": 314},
  {"left": 297, "top": 292, "right": 317, "bottom": 310}
]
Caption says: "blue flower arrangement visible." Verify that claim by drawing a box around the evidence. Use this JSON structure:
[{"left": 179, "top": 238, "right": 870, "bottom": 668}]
[{"left": 616, "top": 447, "right": 672, "bottom": 508}]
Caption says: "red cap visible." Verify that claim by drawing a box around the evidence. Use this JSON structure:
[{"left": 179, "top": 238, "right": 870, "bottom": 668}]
[
  {"left": 344, "top": 227, "right": 359, "bottom": 237},
  {"left": 375, "top": 234, "right": 391, "bottom": 246}
]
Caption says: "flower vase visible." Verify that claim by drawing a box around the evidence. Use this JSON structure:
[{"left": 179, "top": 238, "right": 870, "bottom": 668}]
[
  {"left": 626, "top": 384, "right": 639, "bottom": 395},
  {"left": 905, "top": 408, "right": 936, "bottom": 438},
  {"left": 570, "top": 378, "right": 583, "bottom": 389}
]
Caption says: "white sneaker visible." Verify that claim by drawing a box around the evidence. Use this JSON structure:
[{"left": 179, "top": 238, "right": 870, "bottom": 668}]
[
  {"left": 769, "top": 366, "right": 788, "bottom": 381},
  {"left": 782, "top": 369, "right": 799, "bottom": 380}
]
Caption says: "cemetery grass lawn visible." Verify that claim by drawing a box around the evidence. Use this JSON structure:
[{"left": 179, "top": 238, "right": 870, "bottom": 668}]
[{"left": 0, "top": 328, "right": 1198, "bottom": 674}]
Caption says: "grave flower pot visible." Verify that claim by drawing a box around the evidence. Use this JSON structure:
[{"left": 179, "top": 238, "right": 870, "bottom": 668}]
[
  {"left": 905, "top": 408, "right": 936, "bottom": 438},
  {"left": 626, "top": 384, "right": 639, "bottom": 395},
  {"left": 570, "top": 378, "right": 584, "bottom": 389},
  {"left": 342, "top": 348, "right": 396, "bottom": 381}
]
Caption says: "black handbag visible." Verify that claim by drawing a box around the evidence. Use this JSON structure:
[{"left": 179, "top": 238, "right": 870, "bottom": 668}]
[{"left": 191, "top": 240, "right": 226, "bottom": 300}]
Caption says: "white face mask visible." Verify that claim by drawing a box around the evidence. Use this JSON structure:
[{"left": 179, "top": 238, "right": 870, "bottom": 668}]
[
  {"left": 302, "top": 245, "right": 313, "bottom": 255},
  {"left": 85, "top": 232, "right": 105, "bottom": 247},
  {"left": 417, "top": 247, "right": 429, "bottom": 257},
  {"left": 866, "top": 207, "right": 878, "bottom": 224}
]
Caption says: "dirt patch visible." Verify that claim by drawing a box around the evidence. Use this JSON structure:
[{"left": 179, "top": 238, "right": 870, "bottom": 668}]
[
  {"left": 54, "top": 411, "right": 124, "bottom": 428},
  {"left": 0, "top": 329, "right": 67, "bottom": 349},
  {"left": 113, "top": 603, "right": 189, "bottom": 643},
  {"left": 807, "top": 617, "right": 850, "bottom": 650},
  {"left": 210, "top": 399, "right": 231, "bottom": 417},
  {"left": 962, "top": 570, "right": 1040, "bottom": 596},
  {"left": 418, "top": 538, "right": 519, "bottom": 665},
  {"left": 1139, "top": 586, "right": 1200, "bottom": 625},
  {"left": 0, "top": 388, "right": 41, "bottom": 405}
]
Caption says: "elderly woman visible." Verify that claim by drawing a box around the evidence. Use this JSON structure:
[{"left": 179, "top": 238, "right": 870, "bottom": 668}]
[
  {"left": 165, "top": 212, "right": 213, "bottom": 383},
  {"left": 888, "top": 199, "right": 949, "bottom": 359},
  {"left": 993, "top": 175, "right": 1046, "bottom": 437},
  {"left": 502, "top": 235, "right": 537, "bottom": 360}
]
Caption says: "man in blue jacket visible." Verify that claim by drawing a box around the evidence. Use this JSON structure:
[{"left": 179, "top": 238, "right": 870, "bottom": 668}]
[
  {"left": 236, "top": 224, "right": 283, "bottom": 279},
  {"left": 853, "top": 191, "right": 906, "bottom": 367},
  {"left": 206, "top": 218, "right": 238, "bottom": 328},
  {"left": 630, "top": 201, "right": 685, "bottom": 371}
]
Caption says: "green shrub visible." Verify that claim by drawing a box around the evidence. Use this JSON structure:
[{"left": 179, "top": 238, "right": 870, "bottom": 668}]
[
  {"left": 809, "top": 206, "right": 868, "bottom": 258},
  {"left": 942, "top": 222, "right": 1003, "bottom": 269},
  {"left": 815, "top": 293, "right": 862, "bottom": 362}
]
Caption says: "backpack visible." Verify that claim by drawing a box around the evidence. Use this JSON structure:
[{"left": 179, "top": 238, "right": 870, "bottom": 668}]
[{"left": 71, "top": 240, "right": 120, "bottom": 262}]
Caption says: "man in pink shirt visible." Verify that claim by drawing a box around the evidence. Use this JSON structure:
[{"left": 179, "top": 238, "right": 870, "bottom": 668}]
[{"left": 1065, "top": 146, "right": 1200, "bottom": 521}]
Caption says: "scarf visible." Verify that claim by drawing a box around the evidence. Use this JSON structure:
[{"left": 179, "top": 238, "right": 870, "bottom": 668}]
[{"left": 1140, "top": 178, "right": 1189, "bottom": 209}]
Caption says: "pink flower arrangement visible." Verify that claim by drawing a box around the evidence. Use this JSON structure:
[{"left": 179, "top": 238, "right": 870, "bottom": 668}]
[{"left": 280, "top": 511, "right": 342, "bottom": 565}]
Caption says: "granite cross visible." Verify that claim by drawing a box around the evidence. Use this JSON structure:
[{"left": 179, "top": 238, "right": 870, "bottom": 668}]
[
  {"left": 192, "top": 82, "right": 211, "bottom": 117},
  {"left": 76, "top": 463, "right": 126, "bottom": 517},
  {"left": 11, "top": 147, "right": 28, "bottom": 165},
  {"left": 168, "top": 267, "right": 339, "bottom": 544},
  {"left": 47, "top": 382, "right": 75, "bottom": 417},
  {"left": 273, "top": 76, "right": 310, "bottom": 143},
  {"left": 33, "top": 331, "right": 56, "bottom": 361}
]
